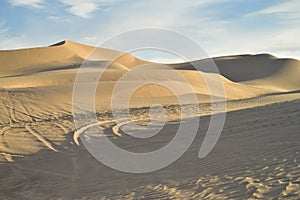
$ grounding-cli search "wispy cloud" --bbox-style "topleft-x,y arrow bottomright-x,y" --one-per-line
58,0 -> 99,18
0,21 -> 27,49
248,0 -> 300,20
81,0 -> 229,42
47,16 -> 60,21
9,0 -> 44,8
77,0 -> 233,59
2,0 -> 300,59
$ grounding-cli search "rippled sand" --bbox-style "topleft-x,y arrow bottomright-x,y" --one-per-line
0,41 -> 300,199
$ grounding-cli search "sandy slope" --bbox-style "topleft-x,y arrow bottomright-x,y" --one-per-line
0,40 -> 145,77
0,100 -> 299,199
0,40 -> 300,159
0,41 -> 300,199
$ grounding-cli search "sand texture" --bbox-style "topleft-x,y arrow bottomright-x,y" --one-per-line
0,41 -> 299,199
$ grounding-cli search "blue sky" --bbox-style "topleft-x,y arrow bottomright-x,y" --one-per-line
0,0 -> 299,62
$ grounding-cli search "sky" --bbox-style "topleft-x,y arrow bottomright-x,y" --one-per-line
0,0 -> 299,62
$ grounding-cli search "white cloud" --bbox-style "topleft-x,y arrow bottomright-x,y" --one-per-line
0,22 -> 28,49
47,16 -> 60,20
85,0 -> 229,41
238,0 -> 300,59
248,0 -> 300,19
77,0 -> 232,58
4,0 -> 300,60
82,36 -> 98,43
146,57 -> 185,64
9,0 -> 44,8
58,0 -> 99,18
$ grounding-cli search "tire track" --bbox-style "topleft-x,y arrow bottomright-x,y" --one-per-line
25,123 -> 58,152
5,91 -> 19,123
73,120 -> 114,146
0,126 -> 11,151
0,92 -> 12,124
54,122 -> 70,134
0,153 -> 13,162
17,98 -> 34,122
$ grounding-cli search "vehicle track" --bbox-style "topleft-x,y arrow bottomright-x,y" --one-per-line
25,123 -> 58,152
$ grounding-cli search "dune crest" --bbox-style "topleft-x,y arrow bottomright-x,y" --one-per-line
0,41 -> 299,107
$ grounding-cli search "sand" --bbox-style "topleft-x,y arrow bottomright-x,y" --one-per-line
1,100 -> 299,199
0,41 -> 299,199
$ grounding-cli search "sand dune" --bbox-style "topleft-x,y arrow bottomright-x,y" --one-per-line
0,41 -> 299,199
0,40 -> 144,77
244,59 -> 300,91
0,40 -> 300,147
1,41 -> 299,104
0,40 -> 300,157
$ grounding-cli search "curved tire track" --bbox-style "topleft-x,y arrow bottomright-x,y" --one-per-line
73,120 -> 115,146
